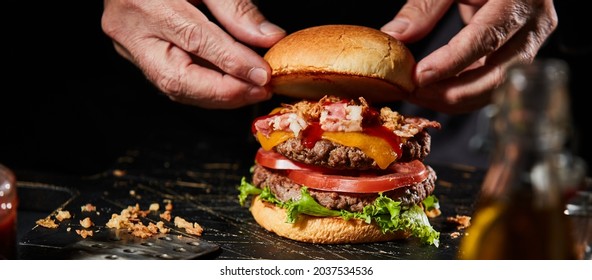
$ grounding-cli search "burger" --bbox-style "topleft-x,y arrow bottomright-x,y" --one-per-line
238,25 -> 441,246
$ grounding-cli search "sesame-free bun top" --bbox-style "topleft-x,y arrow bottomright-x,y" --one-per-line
264,24 -> 416,102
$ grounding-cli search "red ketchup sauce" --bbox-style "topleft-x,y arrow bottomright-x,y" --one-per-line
251,101 -> 403,157
299,122 -> 402,156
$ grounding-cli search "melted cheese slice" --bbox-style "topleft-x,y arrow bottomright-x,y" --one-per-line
322,132 -> 396,169
257,131 -> 293,151
256,131 -> 397,169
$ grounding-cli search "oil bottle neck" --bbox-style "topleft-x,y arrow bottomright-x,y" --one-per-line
481,59 -> 572,205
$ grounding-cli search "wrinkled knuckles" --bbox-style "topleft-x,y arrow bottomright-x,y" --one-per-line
234,0 -> 260,18
537,12 -> 558,38
478,24 -> 510,54
155,72 -> 185,97
214,43 -> 240,72
172,20 -> 211,55
519,43 -> 538,64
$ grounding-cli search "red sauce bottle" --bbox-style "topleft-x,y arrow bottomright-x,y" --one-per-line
0,164 -> 17,260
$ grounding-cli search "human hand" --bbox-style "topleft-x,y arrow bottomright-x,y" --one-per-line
101,0 -> 286,109
381,0 -> 558,114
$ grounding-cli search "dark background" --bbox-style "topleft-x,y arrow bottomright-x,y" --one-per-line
1,1 -> 590,177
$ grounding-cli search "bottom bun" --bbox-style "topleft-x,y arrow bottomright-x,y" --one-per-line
250,196 -> 410,244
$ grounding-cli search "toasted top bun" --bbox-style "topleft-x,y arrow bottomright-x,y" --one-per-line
250,196 -> 409,244
264,25 -> 416,103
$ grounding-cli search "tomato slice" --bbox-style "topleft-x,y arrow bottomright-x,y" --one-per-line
287,160 -> 428,193
255,148 -> 429,193
255,148 -> 347,173
255,148 -> 313,170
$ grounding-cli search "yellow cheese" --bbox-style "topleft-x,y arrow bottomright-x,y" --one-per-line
256,130 -> 397,169
256,131 -> 293,151
322,132 -> 396,169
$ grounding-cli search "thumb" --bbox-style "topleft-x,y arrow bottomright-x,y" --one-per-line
203,0 -> 286,48
381,0 -> 454,43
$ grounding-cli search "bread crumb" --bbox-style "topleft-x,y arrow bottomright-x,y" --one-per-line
67,227 -> 72,232
130,221 -> 155,238
174,216 -> 203,236
447,215 -> 472,230
450,232 -> 461,239
156,221 -> 170,234
80,217 -> 94,228
55,210 -> 72,222
159,210 -> 172,222
106,201 -> 204,239
76,229 -> 93,238
149,203 -> 159,211
81,203 -> 96,212
106,213 -> 132,229
425,208 -> 442,218
165,201 -> 173,211
106,203 -> 172,238
36,216 -> 58,228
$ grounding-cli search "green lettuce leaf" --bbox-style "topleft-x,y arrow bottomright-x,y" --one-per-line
237,177 -> 440,247
284,187 -> 341,222
238,177 -> 262,206
422,195 -> 440,212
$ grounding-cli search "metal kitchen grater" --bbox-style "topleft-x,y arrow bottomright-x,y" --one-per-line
63,229 -> 220,260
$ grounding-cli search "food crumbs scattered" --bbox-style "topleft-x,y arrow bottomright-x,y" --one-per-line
159,211 -> 172,222
149,203 -> 159,211
36,216 -> 58,229
81,203 -> 97,212
425,208 -> 442,218
174,216 -> 203,236
446,215 -> 472,230
165,201 -> 173,211
106,203 -> 169,238
76,229 -> 93,238
32,200 -> 202,241
80,217 -> 94,228
55,210 -> 72,222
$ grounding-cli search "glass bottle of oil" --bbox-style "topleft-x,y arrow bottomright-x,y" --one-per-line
458,59 -> 578,260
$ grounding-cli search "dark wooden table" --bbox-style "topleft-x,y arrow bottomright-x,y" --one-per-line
15,129 -> 484,260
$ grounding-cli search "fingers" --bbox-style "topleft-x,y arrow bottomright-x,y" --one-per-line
136,38 -> 272,109
457,3 -> 479,24
103,0 -> 277,108
484,2 -> 558,67
381,0 -> 454,43
172,62 -> 273,109
414,2 -> 521,86
168,70 -> 273,109
409,0 -> 557,113
407,63 -> 504,114
149,1 -> 272,86
415,1 -> 557,87
203,0 -> 285,48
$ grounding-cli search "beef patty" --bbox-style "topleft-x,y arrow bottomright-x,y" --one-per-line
273,131 -> 431,170
251,163 -> 436,212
